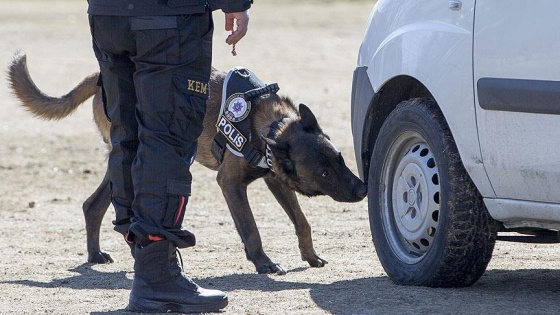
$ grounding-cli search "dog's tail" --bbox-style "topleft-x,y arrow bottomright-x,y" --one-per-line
7,52 -> 100,120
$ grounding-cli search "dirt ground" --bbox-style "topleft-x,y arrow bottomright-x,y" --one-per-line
1,1 -> 560,314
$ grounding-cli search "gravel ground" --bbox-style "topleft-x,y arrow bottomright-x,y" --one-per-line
1,1 -> 560,314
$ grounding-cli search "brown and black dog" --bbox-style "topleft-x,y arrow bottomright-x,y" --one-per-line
7,52 -> 367,275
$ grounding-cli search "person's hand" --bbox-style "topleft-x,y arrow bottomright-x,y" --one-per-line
225,10 -> 249,45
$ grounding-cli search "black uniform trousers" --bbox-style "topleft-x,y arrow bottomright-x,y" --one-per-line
89,12 -> 213,248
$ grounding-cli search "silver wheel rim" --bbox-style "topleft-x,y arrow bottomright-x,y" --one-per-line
381,131 -> 441,264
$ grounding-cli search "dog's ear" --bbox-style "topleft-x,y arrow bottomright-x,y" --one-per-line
262,136 -> 295,174
299,103 -> 321,133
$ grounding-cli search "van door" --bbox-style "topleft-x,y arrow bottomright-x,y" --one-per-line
473,1 -> 560,203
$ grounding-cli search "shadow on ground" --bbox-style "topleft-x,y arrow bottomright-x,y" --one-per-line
205,268 -> 560,314
2,263 -> 130,291
4,265 -> 560,314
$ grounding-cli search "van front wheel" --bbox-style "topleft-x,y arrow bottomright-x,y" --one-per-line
368,98 -> 497,287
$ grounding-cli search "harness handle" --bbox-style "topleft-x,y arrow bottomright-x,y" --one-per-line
244,83 -> 279,100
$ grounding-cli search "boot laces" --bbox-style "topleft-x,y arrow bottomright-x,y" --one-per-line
176,248 -> 185,271
173,248 -> 200,290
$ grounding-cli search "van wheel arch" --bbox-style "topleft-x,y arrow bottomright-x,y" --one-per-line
361,76 -> 433,180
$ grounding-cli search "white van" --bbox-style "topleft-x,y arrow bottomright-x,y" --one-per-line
351,0 -> 560,287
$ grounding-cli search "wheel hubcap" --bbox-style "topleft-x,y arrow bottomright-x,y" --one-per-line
382,134 -> 441,263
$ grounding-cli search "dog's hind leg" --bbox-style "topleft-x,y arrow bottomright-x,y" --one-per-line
82,168 -> 113,263
264,175 -> 328,268
216,167 -> 287,275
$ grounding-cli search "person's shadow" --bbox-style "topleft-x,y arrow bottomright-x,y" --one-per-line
3,263 -> 132,313
4,263 -> 130,291
5,264 -> 560,314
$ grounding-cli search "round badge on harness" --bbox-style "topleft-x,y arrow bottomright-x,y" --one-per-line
225,93 -> 251,122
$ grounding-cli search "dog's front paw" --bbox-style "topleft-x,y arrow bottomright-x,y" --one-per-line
257,262 -> 287,275
88,251 -> 114,264
306,255 -> 328,268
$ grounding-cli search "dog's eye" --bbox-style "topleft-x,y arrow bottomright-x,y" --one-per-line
322,170 -> 329,177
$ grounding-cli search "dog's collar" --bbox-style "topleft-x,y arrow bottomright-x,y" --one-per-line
262,117 -> 291,168
266,118 -> 289,138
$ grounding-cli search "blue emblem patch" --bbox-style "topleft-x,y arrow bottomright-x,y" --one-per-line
225,93 -> 251,122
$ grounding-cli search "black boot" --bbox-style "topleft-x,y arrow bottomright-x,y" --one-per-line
127,240 -> 228,313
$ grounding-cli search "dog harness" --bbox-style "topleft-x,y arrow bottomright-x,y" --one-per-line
211,67 -> 280,168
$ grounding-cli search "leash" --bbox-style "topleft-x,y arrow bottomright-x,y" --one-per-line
231,30 -> 237,56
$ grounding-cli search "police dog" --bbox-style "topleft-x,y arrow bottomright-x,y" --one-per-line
7,53 -> 367,275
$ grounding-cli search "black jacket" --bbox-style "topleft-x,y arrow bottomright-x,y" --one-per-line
87,0 -> 252,16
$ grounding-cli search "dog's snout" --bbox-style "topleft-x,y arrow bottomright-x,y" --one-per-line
349,179 -> 367,202
332,177 -> 367,203
356,182 -> 367,200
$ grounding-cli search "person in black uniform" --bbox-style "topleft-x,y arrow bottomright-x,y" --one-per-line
87,0 -> 252,312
